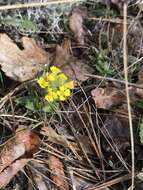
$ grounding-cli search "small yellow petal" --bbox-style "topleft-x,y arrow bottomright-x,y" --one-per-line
57,90 -> 61,96
37,77 -> 48,88
64,89 -> 71,97
59,95 -> 66,101
65,81 -> 74,89
45,95 -> 54,102
47,73 -> 56,81
50,66 -> 61,74
52,91 -> 58,99
59,85 -> 66,92
47,87 -> 53,92
59,73 -> 68,81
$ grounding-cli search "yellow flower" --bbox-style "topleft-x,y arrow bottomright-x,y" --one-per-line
38,66 -> 74,103
59,73 -> 68,81
57,90 -> 61,96
50,66 -> 61,74
47,73 -> 56,81
65,81 -> 74,89
45,94 -> 54,102
63,89 -> 71,97
37,77 -> 48,88
52,91 -> 58,99
59,95 -> 66,101
59,85 -> 66,92
47,87 -> 53,92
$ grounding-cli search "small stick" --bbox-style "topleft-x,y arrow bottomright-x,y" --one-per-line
86,74 -> 143,89
0,0 -> 83,11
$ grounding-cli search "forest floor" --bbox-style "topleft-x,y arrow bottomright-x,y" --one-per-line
0,0 -> 143,190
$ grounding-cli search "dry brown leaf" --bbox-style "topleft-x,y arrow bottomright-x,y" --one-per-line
91,87 -> 125,109
0,158 -> 31,189
53,39 -> 93,83
41,127 -> 94,156
69,7 -> 86,45
41,126 -> 72,147
41,127 -> 81,159
0,34 -> 48,82
0,129 -> 40,188
48,155 -> 69,190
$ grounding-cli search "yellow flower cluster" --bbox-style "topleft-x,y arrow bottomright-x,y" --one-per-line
37,66 -> 74,102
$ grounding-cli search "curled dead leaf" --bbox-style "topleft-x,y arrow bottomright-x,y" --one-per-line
0,158 -> 31,189
69,7 -> 86,45
0,34 -> 48,82
91,87 -> 125,109
0,129 -> 40,188
53,39 -> 93,84
48,155 -> 69,190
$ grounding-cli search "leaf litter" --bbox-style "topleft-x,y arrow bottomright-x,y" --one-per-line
1,1 -> 143,190
0,34 -> 48,82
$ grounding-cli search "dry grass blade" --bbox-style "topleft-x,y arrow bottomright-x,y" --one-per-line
0,0 -> 84,10
123,2 -> 134,189
84,173 -> 131,190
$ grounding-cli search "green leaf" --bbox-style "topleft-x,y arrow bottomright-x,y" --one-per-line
16,96 -> 40,111
17,19 -> 37,31
2,18 -> 37,31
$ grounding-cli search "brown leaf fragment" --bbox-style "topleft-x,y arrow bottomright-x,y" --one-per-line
91,87 -> 125,109
0,158 -> 30,189
0,129 -> 40,188
0,34 -> 48,82
69,7 -> 86,45
53,39 -> 93,83
49,155 -> 69,190
41,126 -> 94,156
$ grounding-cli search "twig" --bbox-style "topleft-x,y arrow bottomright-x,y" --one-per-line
123,3 -> 134,190
85,74 -> 143,89
0,0 -> 83,10
84,173 -> 131,190
87,17 -> 128,24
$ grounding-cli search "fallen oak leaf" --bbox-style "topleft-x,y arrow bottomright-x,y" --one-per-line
53,39 -> 93,84
91,87 -> 125,109
69,7 -> 86,45
0,34 -> 48,82
0,129 -> 40,188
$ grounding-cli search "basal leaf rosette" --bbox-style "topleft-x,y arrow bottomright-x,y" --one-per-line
37,66 -> 74,102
